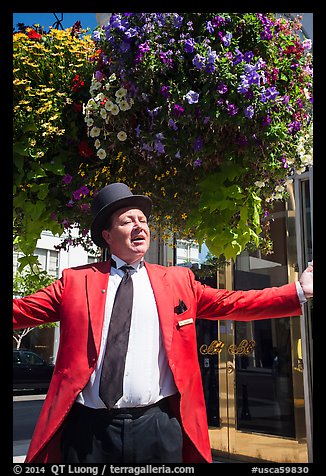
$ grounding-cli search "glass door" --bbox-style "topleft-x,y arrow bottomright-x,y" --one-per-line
197,189 -> 311,462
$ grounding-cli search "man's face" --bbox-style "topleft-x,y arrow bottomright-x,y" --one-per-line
102,207 -> 150,264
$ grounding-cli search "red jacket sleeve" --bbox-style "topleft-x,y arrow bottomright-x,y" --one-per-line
13,276 -> 64,329
190,271 -> 302,321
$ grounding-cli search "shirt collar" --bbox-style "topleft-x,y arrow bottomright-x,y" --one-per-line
111,254 -> 144,272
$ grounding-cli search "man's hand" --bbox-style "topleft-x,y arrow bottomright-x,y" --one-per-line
299,261 -> 313,299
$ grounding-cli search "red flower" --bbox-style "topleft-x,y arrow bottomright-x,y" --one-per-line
72,74 -> 85,92
78,140 -> 94,158
27,29 -> 42,40
73,103 -> 82,113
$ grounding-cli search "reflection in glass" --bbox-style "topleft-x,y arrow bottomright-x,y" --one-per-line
197,320 -> 220,427
234,225 -> 297,438
196,274 -> 220,427
235,319 -> 295,437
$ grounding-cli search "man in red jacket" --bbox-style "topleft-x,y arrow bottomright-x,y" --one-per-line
13,182 -> 313,464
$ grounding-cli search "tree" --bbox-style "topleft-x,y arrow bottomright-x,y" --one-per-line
13,266 -> 57,349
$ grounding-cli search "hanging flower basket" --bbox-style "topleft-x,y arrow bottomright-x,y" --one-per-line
84,13 -> 313,258
13,14 -> 313,266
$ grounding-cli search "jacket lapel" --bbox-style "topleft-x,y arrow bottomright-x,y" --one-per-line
145,262 -> 175,356
85,261 -> 111,359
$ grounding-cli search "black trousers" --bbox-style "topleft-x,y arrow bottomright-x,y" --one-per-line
61,399 -> 183,463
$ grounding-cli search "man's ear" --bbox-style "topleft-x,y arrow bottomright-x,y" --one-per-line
102,229 -> 111,245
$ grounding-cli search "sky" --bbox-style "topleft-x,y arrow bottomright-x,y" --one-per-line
12,12 -> 99,33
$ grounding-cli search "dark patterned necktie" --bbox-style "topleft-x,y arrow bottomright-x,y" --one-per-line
99,265 -> 134,409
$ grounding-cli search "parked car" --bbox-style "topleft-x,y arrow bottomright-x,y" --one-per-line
13,348 -> 54,393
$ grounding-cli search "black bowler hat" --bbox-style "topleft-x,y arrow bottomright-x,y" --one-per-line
90,183 -> 152,248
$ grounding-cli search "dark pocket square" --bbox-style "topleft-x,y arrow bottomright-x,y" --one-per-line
175,299 -> 188,315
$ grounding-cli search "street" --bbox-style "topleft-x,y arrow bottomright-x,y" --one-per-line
13,394 -> 46,461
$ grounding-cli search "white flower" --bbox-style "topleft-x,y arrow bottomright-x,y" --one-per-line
95,92 -> 105,102
115,88 -> 127,100
295,166 -> 306,174
90,85 -> 100,95
85,99 -> 99,112
100,108 -> 107,119
254,181 -> 265,188
105,100 -> 114,111
91,80 -> 102,90
85,117 -> 94,127
94,139 -> 101,149
111,104 -> 120,115
301,154 -> 312,165
117,131 -> 127,141
119,99 -> 131,111
97,148 -> 107,160
90,126 -> 101,138
275,185 -> 285,193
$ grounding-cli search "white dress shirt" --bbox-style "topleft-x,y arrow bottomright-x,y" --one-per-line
76,254 -> 177,409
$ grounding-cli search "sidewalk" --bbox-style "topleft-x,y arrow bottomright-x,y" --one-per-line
13,393 -> 46,463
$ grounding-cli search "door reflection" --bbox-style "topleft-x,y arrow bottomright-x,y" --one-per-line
234,246 -> 297,439
235,319 -> 295,437
197,320 -> 220,427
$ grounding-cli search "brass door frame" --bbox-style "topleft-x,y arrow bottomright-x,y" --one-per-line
209,182 -> 310,463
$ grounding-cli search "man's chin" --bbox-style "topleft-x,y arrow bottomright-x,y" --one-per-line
130,244 -> 148,258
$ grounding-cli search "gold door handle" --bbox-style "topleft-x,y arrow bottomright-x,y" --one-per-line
227,361 -> 235,374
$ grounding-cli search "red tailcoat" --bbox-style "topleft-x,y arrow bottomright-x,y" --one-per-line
13,261 -> 302,463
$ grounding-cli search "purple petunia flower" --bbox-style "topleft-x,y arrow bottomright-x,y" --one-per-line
244,105 -> 255,119
226,103 -> 238,116
62,174 -> 73,185
260,27 -> 273,41
184,38 -> 196,53
280,157 -> 288,168
93,30 -> 101,41
155,140 -> 165,154
168,118 -> 178,130
94,70 -> 105,81
73,186 -> 89,201
185,90 -> 199,104
161,85 -> 171,98
221,32 -> 232,47
206,21 -> 214,34
139,41 -> 150,54
262,115 -> 271,127
194,137 -> 203,151
173,104 -> 185,117
287,120 -> 301,135
192,54 -> 205,70
216,82 -> 228,94
173,14 -> 183,28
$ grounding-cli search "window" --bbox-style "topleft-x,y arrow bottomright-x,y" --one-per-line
23,351 -> 44,366
34,248 -> 59,277
88,254 -> 101,264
